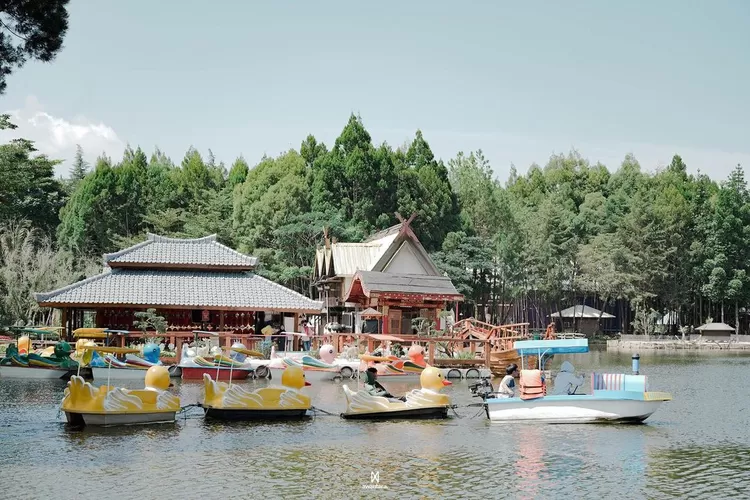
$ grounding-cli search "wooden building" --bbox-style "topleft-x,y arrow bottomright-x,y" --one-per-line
550,305 -> 616,336
694,322 -> 735,340
35,234 -> 322,348
312,214 -> 463,335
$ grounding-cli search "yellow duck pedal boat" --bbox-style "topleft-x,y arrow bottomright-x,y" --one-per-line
61,365 -> 180,427
341,366 -> 452,420
201,365 -> 312,420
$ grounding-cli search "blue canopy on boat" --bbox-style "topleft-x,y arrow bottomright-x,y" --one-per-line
514,339 -> 589,356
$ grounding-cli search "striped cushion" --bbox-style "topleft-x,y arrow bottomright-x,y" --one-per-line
592,373 -> 624,391
592,373 -> 647,392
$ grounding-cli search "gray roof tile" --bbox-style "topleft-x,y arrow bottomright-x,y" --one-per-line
550,305 -> 615,319
104,234 -> 257,269
35,269 -> 322,313
355,271 -> 462,297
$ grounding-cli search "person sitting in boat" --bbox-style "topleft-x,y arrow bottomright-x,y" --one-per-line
364,367 -> 405,401
497,364 -> 519,398
551,361 -> 585,395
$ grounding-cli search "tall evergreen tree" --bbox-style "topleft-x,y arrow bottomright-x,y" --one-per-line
69,144 -> 89,186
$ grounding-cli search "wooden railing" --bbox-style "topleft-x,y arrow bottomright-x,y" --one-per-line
451,318 -> 530,352
322,318 -> 532,369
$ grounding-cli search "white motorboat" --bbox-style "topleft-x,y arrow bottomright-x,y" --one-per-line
472,339 -> 672,424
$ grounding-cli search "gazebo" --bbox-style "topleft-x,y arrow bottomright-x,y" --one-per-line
550,305 -> 615,336
35,234 -> 322,355
695,322 -> 735,340
359,307 -> 382,334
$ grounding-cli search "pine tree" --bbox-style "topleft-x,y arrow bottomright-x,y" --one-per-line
69,144 -> 89,186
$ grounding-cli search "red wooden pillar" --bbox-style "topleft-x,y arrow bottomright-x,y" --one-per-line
176,337 -> 183,363
382,306 -> 389,335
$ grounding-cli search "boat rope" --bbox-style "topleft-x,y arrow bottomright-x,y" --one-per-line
174,403 -> 205,421
470,406 -> 486,419
177,403 -> 204,419
179,403 -> 202,412
310,406 -> 339,417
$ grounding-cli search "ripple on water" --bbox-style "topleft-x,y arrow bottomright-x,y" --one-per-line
2,351 -> 750,498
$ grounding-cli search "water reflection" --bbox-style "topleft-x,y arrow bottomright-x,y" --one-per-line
514,425 -> 546,499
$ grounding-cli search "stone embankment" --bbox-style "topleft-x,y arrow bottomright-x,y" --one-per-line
608,335 -> 750,351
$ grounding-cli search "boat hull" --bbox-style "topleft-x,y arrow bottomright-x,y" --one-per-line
369,372 -> 421,379
181,366 -> 251,380
65,411 -> 176,427
269,366 -> 340,382
202,406 -> 309,421
92,367 -> 149,380
341,406 -> 450,420
0,365 -> 70,379
485,395 -> 666,423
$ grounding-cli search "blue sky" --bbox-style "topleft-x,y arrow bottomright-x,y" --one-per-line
1,1 -> 748,181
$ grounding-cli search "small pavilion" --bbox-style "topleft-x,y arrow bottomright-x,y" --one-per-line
344,271 -> 463,335
35,234 -> 322,354
694,322 -> 735,340
550,305 -> 615,336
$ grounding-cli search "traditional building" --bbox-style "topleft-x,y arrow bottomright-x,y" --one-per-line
35,234 -> 322,347
550,305 -> 616,336
312,214 -> 463,335
694,322 -> 735,340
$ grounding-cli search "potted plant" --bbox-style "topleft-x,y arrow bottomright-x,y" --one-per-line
133,308 -> 167,359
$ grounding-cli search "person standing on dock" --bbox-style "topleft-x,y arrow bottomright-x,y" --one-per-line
497,364 -> 519,398
300,320 -> 311,352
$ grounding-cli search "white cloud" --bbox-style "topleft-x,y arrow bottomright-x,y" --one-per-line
0,95 -> 124,177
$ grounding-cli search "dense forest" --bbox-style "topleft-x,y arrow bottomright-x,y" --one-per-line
1,112 -> 748,334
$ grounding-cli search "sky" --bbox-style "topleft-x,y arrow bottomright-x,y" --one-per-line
1,1 -> 748,182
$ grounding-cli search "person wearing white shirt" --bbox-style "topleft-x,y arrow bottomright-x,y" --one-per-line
300,320 -> 311,351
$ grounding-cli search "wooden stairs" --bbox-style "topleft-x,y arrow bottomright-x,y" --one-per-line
452,318 -> 533,376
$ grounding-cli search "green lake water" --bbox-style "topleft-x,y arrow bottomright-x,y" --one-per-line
1,349 -> 749,499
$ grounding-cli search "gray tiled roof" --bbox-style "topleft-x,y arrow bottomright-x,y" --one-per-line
355,271 -> 462,298
104,234 -> 257,269
550,305 -> 615,319
35,269 -> 322,313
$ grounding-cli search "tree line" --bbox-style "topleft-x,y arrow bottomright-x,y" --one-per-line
1,113 -> 748,334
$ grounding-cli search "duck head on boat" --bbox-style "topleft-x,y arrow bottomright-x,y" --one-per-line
61,364 -> 180,427
358,343 -> 427,378
341,365 -> 452,420
200,365 -> 312,420
473,339 -> 672,424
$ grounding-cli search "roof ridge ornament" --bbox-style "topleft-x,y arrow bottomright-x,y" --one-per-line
148,233 -> 217,243
394,212 -> 417,238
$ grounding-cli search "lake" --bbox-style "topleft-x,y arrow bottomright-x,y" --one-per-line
1,349 -> 749,499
